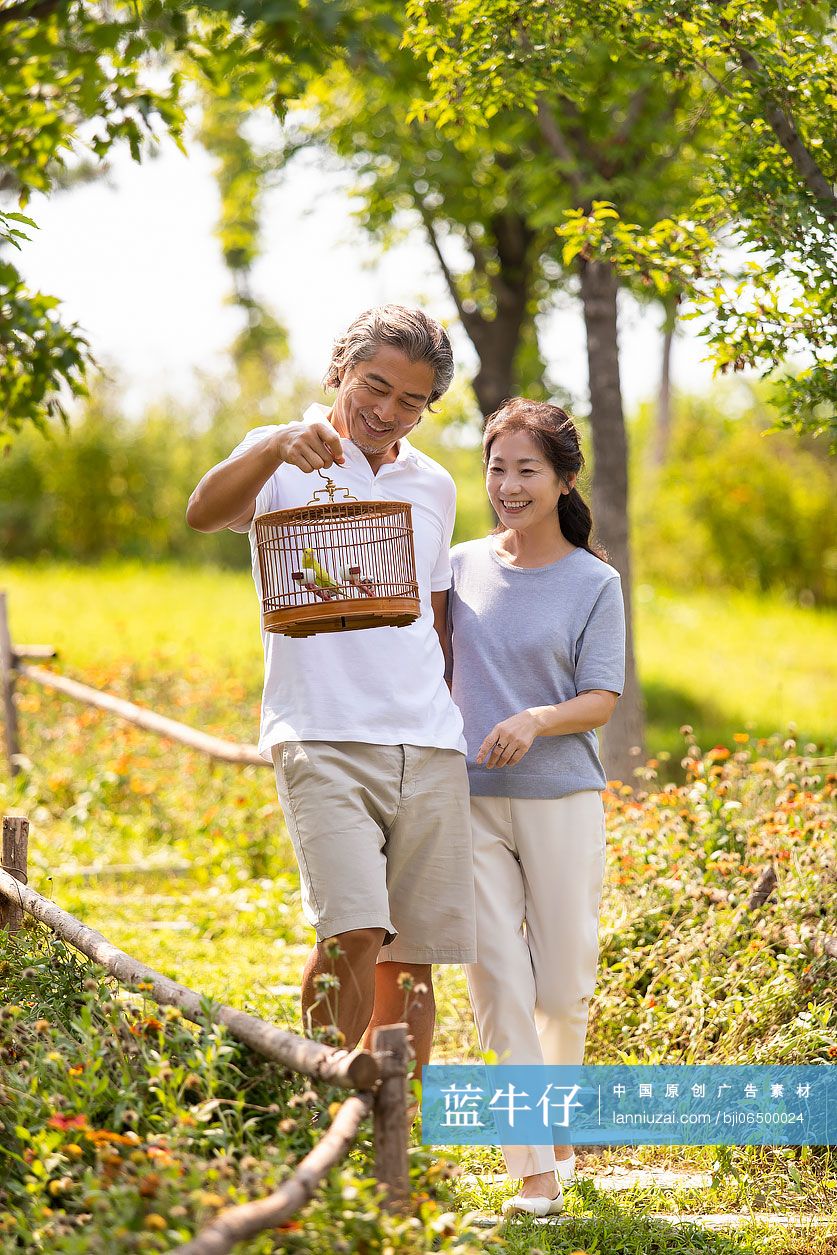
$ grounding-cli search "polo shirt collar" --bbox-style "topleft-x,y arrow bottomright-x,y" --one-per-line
302,402 -> 418,470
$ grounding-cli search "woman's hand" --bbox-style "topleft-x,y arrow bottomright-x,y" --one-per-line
476,710 -> 540,769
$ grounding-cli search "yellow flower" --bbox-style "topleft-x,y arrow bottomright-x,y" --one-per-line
143,1214 -> 168,1231
198,1192 -> 226,1209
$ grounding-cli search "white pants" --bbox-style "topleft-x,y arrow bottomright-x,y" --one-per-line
465,791 -> 606,1179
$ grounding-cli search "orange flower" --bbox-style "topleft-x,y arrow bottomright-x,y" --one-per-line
139,1174 -> 162,1198
88,1130 -> 135,1147
48,1114 -> 88,1131
130,1017 -> 164,1036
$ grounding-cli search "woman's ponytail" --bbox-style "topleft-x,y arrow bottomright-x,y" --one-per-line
557,486 -> 594,553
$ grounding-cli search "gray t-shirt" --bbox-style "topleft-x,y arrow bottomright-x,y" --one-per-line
448,537 -> 625,798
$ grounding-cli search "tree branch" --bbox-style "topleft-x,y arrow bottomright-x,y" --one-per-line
0,0 -> 64,29
610,83 -> 692,179
534,98 -> 584,196
489,210 -> 534,306
465,224 -> 490,278
612,83 -> 654,149
736,43 -> 836,218
417,202 -> 472,325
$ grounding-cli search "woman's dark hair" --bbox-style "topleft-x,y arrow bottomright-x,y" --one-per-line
483,398 -> 606,560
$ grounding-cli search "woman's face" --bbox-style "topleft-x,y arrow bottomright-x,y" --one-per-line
485,428 -> 572,531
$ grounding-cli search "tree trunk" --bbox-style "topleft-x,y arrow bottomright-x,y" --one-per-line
460,213 -> 535,418
579,259 -> 645,780
466,313 -> 525,418
652,292 -> 679,467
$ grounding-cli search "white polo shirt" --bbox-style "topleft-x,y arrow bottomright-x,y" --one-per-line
227,404 -> 466,758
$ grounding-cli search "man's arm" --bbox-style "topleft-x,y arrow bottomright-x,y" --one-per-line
432,589 -> 449,666
186,421 -> 346,534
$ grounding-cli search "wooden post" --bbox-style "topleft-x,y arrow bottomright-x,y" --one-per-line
371,1023 -> 411,1212
0,592 -> 21,777
0,816 -> 29,933
748,863 -> 778,910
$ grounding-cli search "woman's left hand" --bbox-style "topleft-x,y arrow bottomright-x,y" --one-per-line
476,710 -> 540,769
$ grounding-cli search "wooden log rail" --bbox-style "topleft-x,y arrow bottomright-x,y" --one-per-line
0,858 -> 376,1088
17,664 -> 267,768
0,816 -> 412,1251
0,589 -> 268,771
173,1092 -> 375,1255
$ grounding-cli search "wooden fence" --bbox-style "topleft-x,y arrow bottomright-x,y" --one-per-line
0,591 -> 268,774
0,592 -> 415,1251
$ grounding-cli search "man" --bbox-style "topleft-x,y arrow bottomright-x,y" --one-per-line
186,304 -> 475,1073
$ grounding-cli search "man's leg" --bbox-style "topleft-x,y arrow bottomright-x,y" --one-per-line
363,960 -> 435,1072
301,926 -> 387,1048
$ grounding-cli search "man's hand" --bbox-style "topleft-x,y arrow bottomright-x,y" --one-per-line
187,418 -> 347,534
476,710 -> 540,769
277,420 -> 345,473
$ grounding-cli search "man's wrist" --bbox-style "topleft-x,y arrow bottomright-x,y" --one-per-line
526,707 -> 548,736
270,428 -> 288,466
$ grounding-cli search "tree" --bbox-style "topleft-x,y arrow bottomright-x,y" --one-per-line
405,0 -> 837,440
0,0 -> 194,436
197,88 -> 290,404
0,0 -> 386,438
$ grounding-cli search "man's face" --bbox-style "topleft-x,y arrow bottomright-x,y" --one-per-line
331,345 -> 435,462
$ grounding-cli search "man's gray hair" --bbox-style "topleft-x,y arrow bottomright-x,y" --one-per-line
324,304 -> 454,405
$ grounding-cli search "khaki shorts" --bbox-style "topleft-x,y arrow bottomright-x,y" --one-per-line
271,741 -> 476,964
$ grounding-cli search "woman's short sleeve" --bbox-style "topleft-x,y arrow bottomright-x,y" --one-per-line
574,574 -> 626,695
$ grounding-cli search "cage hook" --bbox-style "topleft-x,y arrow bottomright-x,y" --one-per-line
316,467 -> 338,502
307,467 -> 357,504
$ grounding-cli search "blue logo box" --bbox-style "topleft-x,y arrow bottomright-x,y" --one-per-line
421,1065 -> 836,1146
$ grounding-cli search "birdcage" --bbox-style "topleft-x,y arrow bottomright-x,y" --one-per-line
254,472 -> 421,637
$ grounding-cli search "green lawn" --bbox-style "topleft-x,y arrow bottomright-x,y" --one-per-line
1,561 -> 835,1252
2,561 -> 834,760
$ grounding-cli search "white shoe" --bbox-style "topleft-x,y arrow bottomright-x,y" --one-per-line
554,1152 -> 576,1182
501,1179 -> 564,1218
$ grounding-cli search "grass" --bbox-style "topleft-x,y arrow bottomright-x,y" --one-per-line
2,560 -> 835,764
0,561 -> 836,1252
635,584 -> 836,759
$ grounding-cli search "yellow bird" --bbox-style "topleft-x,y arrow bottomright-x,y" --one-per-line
302,548 -> 339,589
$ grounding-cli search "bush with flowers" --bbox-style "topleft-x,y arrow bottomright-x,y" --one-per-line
0,595 -> 835,1254
2,735 -> 835,1252
0,925 -> 495,1252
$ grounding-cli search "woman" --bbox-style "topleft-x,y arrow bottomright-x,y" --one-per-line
447,398 -> 625,1216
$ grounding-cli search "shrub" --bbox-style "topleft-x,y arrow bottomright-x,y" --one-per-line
632,390 -> 836,604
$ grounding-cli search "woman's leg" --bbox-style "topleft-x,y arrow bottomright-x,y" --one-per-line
512,791 -> 607,1161
465,795 -> 557,1181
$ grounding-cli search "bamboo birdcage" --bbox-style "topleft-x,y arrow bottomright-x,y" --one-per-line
254,471 -> 421,637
